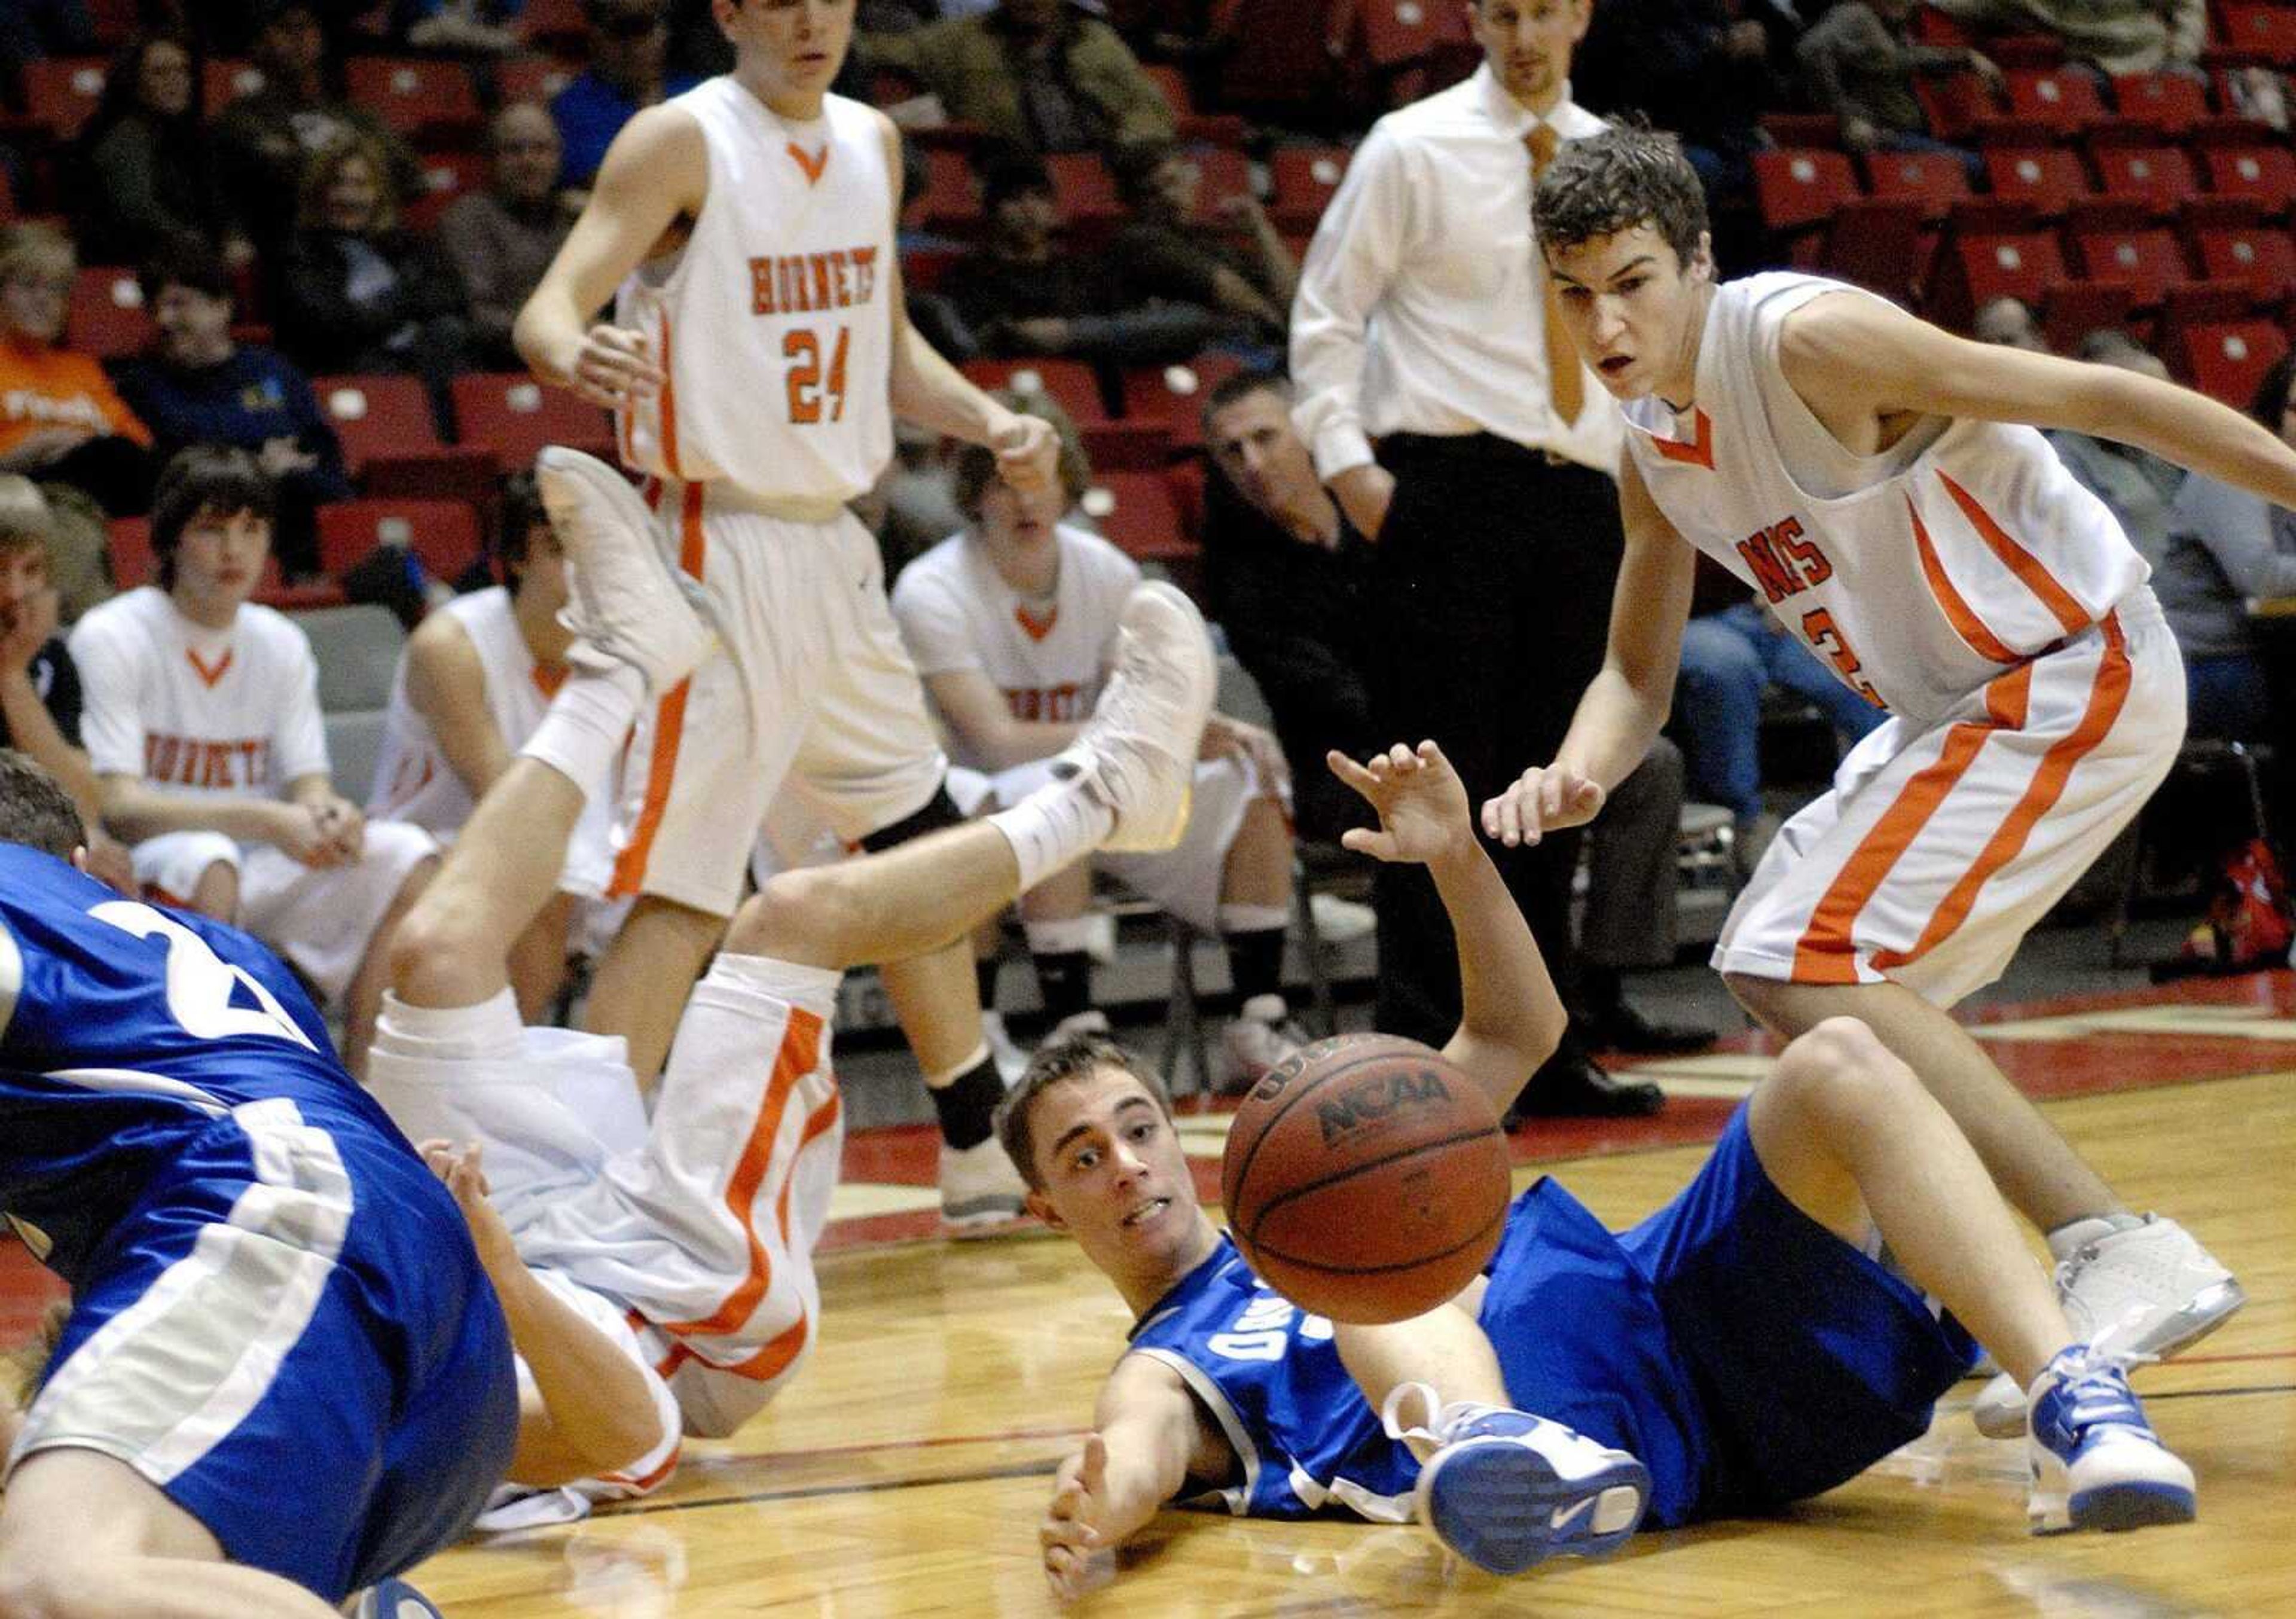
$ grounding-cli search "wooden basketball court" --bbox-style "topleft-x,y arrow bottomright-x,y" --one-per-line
399,977 -> 2295,1617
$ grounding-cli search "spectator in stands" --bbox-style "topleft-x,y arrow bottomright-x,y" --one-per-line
1973,294 -> 2047,350
1107,138 -> 1295,349
368,470 -> 599,1020
215,1 -> 425,264
274,130 -> 475,394
1573,0 -> 1779,217
2154,352 -> 2296,742
0,0 -> 91,74
114,239 -> 352,582
438,103 -> 580,370
552,0 -> 703,188
0,222 -> 157,518
1797,0 -> 1999,182
939,147 -> 1224,365
2048,329 -> 2184,589
858,0 -> 1175,154
891,393 -> 1310,1090
1198,371 -> 1376,843
68,447 -> 439,1076
69,32 -> 252,272
1933,0 -> 2205,77
0,475 -> 133,892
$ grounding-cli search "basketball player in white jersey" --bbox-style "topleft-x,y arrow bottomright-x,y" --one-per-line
66,447 -> 438,1078
1486,124 -> 2296,1434
367,472 -> 612,1021
390,0 -> 1068,1218
891,396 -> 1308,1089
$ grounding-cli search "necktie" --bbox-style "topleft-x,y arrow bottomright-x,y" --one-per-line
1526,123 -> 1584,429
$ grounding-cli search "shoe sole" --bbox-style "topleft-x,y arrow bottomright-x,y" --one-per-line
1977,1277 -> 2249,1439
2069,1478 -> 2197,1532
1418,1436 -> 1649,1575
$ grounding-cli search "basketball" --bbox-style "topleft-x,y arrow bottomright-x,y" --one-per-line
1220,1033 -> 1513,1325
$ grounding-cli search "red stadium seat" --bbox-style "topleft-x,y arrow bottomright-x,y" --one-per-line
1079,421 -> 1176,471
1082,472 -> 1193,568
1819,198 -> 1933,306
402,151 -> 487,233
204,58 -> 266,112
448,373 -> 616,468
317,499 -> 484,583
915,148 -> 982,234
1189,144 -> 1253,221
1860,149 -> 1971,222
518,0 -> 589,48
2202,145 -> 2296,214
2006,68 -> 2107,133
1360,0 -> 1445,66
958,359 -> 1108,425
2178,319 -> 2291,406
1046,153 -> 1122,224
1914,72 -> 2004,142
1760,112 -> 1842,149
0,167 -> 15,223
2193,224 -> 2296,301
2089,143 -> 2201,214
2218,3 -> 2296,63
344,57 -> 482,141
1913,7 -> 1975,46
2111,71 -> 2212,133
315,373 -> 498,496
1270,145 -> 1352,231
1983,147 -> 2096,217
20,58 -> 108,142
108,517 -> 154,588
1144,63 -> 1196,118
66,267 -> 149,359
2071,226 -> 2198,304
1929,230 -> 2072,328
496,54 -> 579,108
1752,149 -> 1861,236
1120,353 -> 1248,452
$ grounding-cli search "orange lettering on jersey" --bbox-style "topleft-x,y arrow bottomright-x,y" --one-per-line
787,142 -> 829,186
1773,516 -> 1834,588
810,254 -> 834,312
1004,684 -> 1084,722
828,251 -> 854,309
1736,529 -> 1799,605
186,647 -> 233,688
1015,605 -> 1058,642
781,258 -> 809,315
851,245 -> 878,304
750,257 -> 778,316
145,735 -> 177,781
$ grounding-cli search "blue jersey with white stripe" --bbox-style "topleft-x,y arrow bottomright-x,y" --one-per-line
0,843 -> 407,1282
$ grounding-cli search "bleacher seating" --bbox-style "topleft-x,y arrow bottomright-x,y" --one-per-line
314,374 -> 496,498
343,57 -> 482,142
2178,319 -> 2291,406
66,267 -> 148,359
448,373 -> 616,468
1983,148 -> 2095,219
958,358 -> 1108,426
317,499 -> 484,585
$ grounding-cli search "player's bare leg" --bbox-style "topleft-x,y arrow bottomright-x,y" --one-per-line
504,890 -> 577,1023
0,1450 -> 344,1618
581,894 -> 728,1088
732,822 -> 1032,969
878,938 -> 990,1077
340,853 -> 435,1081
187,858 -> 238,922
1219,797 -> 1293,913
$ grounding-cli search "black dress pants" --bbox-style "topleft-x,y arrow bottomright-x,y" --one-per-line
1367,434 -> 1625,1047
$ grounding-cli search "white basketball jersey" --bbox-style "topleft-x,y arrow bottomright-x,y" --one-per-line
371,588 -> 555,830
890,526 -> 1141,774
68,587 -> 328,797
614,81 -> 894,503
1623,273 -> 2148,725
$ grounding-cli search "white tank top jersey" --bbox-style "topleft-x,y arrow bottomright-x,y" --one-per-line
1622,273 -> 2150,726
613,80 -> 896,504
370,587 -> 558,831
67,587 -> 329,798
890,525 -> 1141,774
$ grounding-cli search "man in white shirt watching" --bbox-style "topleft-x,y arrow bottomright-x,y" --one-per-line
1290,0 -> 1660,1118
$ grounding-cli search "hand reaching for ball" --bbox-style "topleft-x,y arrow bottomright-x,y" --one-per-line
1327,741 -> 1474,869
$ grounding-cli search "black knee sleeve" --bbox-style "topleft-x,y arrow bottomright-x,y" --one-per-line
859,783 -> 969,854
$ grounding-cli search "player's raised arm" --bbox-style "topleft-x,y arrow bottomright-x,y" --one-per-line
1482,457 -> 1697,848
513,104 -> 702,408
1778,291 -> 2296,512
1042,1353 -> 1213,1602
1329,742 -> 1567,1112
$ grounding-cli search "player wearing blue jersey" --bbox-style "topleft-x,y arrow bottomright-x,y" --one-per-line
0,746 -> 549,1616
1002,740 -> 2197,1601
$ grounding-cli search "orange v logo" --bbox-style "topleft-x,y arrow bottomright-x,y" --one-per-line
186,648 -> 233,688
787,142 -> 829,185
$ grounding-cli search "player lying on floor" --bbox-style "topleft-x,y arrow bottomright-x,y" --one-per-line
1007,741 -> 2196,1600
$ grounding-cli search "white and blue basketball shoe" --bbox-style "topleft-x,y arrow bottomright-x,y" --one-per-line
347,1579 -> 447,1618
2026,1344 -> 2196,1535
1384,1383 -> 1650,1575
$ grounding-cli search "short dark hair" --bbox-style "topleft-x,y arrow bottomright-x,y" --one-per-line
138,234 -> 232,309
1533,121 -> 1709,270
994,1030 -> 1174,1192
151,446 -> 275,590
1199,367 -> 1291,440
0,749 -> 88,860
951,388 -> 1094,517
497,468 -> 548,587
2249,350 -> 2296,432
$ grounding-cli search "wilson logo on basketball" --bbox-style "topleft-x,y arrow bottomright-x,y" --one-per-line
1315,1068 -> 1451,1145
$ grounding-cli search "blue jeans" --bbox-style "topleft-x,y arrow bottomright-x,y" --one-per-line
1675,604 -> 1889,819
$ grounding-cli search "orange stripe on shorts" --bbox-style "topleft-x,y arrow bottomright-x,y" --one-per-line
606,481 -> 705,897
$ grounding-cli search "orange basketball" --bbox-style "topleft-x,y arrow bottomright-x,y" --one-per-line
1220,1033 -> 1513,1324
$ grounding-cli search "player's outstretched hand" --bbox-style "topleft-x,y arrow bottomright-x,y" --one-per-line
1041,1432 -> 1118,1602
1328,741 -> 1472,867
992,412 -> 1062,495
1480,762 -> 1605,847
420,1138 -> 520,1278
564,322 -> 665,410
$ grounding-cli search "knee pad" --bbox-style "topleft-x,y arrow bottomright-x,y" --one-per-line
858,783 -> 968,853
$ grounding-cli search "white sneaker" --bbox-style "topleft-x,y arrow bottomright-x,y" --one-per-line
2026,1345 -> 2196,1534
938,1135 -> 1032,1235
346,1580 -> 448,1618
1309,891 -> 1377,944
1972,1214 -> 2245,1438
1046,1008 -> 1112,1042
534,446 -> 712,694
1216,993 -> 1309,1094
1055,582 -> 1214,853
982,1010 -> 1028,1084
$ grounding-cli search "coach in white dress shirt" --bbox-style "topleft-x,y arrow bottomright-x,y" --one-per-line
1290,0 -> 1660,1118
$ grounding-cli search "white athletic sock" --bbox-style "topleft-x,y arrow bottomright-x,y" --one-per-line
2045,1212 -> 2147,1261
1216,903 -> 1292,935
1022,915 -> 1099,956
520,664 -> 643,803
373,987 -> 522,1060
923,1041 -> 993,1090
989,776 -> 1115,892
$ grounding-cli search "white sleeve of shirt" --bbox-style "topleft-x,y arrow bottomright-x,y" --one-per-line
273,625 -> 332,786
65,605 -> 148,779
1289,121 -> 1416,483
889,563 -> 985,677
